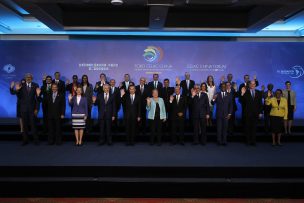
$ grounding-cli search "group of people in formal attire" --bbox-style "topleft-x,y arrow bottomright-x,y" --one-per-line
10,71 -> 296,147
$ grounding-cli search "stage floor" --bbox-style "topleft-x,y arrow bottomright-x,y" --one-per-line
0,141 -> 303,167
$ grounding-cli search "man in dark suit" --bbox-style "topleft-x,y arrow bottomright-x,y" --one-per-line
109,79 -> 121,135
136,77 -> 149,135
161,78 -> 174,135
239,80 -> 263,146
176,72 -> 195,128
15,73 -> 40,145
169,86 -> 186,145
93,84 -> 116,145
120,73 -> 132,92
46,83 -> 65,145
121,85 -> 141,145
238,74 -> 259,136
177,72 -> 195,98
211,83 -> 233,146
53,72 -> 66,96
148,73 -> 163,96
40,75 -> 53,135
94,73 -> 108,95
226,81 -> 238,136
190,84 -> 210,145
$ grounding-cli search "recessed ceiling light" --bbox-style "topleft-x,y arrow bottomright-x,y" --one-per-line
111,0 -> 123,5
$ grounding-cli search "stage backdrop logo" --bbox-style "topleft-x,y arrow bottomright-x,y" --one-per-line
3,64 -> 15,74
143,46 -> 164,63
2,64 -> 16,80
277,65 -> 304,79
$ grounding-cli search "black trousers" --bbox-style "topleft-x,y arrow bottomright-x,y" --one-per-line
171,117 -> 185,143
217,117 -> 228,144
86,107 -> 92,133
149,118 -> 163,144
139,109 -> 147,135
42,103 -> 48,134
99,119 -> 112,144
228,112 -> 235,135
21,111 -> 38,143
48,118 -> 62,144
193,118 -> 206,144
245,116 -> 258,145
125,117 -> 137,144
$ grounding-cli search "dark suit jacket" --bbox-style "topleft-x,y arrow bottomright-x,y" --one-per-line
136,85 -> 149,115
17,82 -> 39,113
110,86 -> 121,114
148,81 -> 163,96
239,89 -> 263,118
82,84 -> 93,108
238,80 -> 259,92
227,89 -> 238,112
121,94 -> 141,119
52,79 -> 66,96
179,80 -> 195,97
94,81 -> 109,95
161,87 -> 174,112
46,92 -> 66,119
190,92 -> 210,119
169,95 -> 186,120
94,93 -> 116,120
70,96 -> 88,116
120,81 -> 133,92
41,83 -> 52,105
211,92 -> 233,118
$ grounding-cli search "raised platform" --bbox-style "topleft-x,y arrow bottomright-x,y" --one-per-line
1,120 -> 304,198
0,140 -> 304,197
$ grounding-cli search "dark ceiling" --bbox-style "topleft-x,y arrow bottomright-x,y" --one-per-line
8,0 -> 304,33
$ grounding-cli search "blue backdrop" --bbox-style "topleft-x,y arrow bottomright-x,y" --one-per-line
0,40 -> 303,120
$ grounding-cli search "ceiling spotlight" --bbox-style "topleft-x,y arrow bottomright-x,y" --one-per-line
111,0 -> 123,5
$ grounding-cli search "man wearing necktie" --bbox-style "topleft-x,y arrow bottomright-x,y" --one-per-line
93,84 -> 116,145
109,79 -> 121,136
16,73 -> 40,145
161,79 -> 174,136
94,73 -> 108,95
211,83 -> 233,146
121,85 -> 141,145
51,72 -> 66,96
176,72 -> 195,129
41,75 -> 53,135
239,80 -> 263,146
46,83 -> 65,145
136,77 -> 149,135
190,84 -> 210,145
148,73 -> 163,97
169,86 -> 186,145
120,74 -> 132,93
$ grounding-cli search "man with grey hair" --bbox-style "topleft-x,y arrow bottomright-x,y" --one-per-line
239,80 -> 263,146
93,83 -> 116,145
15,73 -> 40,145
136,77 -> 149,135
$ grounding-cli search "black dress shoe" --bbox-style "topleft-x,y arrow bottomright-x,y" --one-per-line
48,142 -> 54,145
107,142 -> 113,146
98,142 -> 105,146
